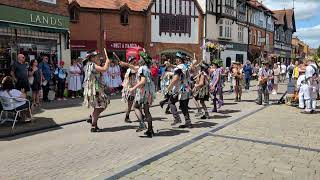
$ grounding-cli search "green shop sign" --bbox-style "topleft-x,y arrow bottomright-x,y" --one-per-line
0,5 -> 69,30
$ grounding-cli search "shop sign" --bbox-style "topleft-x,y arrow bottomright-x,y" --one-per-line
218,41 -> 247,52
106,41 -> 144,50
0,5 -> 69,29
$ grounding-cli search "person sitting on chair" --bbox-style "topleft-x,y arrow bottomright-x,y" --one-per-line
0,76 -> 32,120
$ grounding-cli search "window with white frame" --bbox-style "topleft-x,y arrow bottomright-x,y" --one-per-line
249,30 -> 252,44
225,0 -> 234,7
219,19 -> 232,39
257,30 -> 262,46
266,33 -> 270,49
253,30 -> 257,45
238,26 -> 244,43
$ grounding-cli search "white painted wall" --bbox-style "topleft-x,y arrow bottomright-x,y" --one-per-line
60,33 -> 71,67
221,50 -> 247,66
150,0 -> 200,44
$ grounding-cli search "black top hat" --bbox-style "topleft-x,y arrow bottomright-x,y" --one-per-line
128,56 -> 136,63
86,50 -> 100,60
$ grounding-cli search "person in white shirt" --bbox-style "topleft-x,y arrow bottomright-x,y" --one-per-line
303,58 -> 319,113
280,63 -> 287,82
0,76 -> 32,119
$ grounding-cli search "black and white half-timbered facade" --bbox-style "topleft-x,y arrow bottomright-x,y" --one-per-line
146,0 -> 203,60
273,9 -> 296,64
200,0 -> 249,67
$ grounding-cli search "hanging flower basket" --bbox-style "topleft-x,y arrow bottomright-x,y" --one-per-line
201,42 -> 225,53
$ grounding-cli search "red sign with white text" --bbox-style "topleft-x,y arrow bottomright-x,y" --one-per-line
106,41 -> 144,50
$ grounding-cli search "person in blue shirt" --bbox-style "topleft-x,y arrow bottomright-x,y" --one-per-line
243,61 -> 253,90
39,56 -> 52,102
54,60 -> 68,101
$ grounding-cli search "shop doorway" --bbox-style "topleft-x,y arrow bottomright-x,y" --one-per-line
236,54 -> 244,64
226,57 -> 231,67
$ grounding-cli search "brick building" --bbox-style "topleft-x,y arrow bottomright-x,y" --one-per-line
68,0 -> 149,61
247,0 -> 276,64
0,0 -> 70,72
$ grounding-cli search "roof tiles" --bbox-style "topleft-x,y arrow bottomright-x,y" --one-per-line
69,0 -> 151,11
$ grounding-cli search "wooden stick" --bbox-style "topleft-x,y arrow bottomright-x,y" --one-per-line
104,48 -> 108,60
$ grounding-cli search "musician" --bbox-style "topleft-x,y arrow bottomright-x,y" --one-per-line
256,61 -> 273,105
232,62 -> 243,102
83,50 -> 111,132
303,58 -> 319,113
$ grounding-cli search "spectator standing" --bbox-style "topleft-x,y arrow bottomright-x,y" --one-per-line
28,59 -> 41,106
39,56 -> 52,102
11,54 -> 30,92
151,62 -> 159,91
104,61 -> 122,94
252,63 -> 260,80
243,61 -> 253,90
280,62 -> 287,82
272,63 -> 280,95
293,61 -> 300,80
287,62 -> 294,81
54,61 -> 68,101
68,59 -> 82,98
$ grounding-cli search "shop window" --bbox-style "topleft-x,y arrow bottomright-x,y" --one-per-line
120,10 -> 129,25
70,7 -> 79,22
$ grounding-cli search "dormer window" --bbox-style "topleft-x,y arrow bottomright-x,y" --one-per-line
70,6 -> 79,22
120,10 -> 129,25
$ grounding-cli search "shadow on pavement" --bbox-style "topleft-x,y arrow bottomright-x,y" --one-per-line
218,109 -> 241,114
211,114 -> 232,119
191,121 -> 218,128
222,102 -> 238,105
153,129 -> 190,137
100,125 -> 138,132
0,117 -> 62,140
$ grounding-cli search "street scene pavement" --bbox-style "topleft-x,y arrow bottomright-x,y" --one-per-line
0,84 -> 297,180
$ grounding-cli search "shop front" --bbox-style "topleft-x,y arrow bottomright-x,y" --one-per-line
219,41 -> 248,67
0,4 -> 70,75
273,49 -> 292,64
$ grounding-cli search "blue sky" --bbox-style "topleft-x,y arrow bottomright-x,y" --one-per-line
263,0 -> 320,48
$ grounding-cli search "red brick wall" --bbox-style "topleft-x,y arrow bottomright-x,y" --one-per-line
70,9 -> 146,51
0,0 -> 69,16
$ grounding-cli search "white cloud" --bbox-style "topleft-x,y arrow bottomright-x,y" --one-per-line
263,0 -> 320,20
296,25 -> 320,48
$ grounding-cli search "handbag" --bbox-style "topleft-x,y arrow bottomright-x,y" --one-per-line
28,76 -> 34,85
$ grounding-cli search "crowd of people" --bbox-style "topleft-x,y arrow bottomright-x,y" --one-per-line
0,49 -> 319,134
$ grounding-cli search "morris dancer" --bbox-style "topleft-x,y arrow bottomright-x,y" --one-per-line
159,61 -> 174,114
209,61 -> 223,112
120,51 -> 156,137
232,62 -> 243,102
122,56 -> 139,123
193,63 -> 210,119
84,49 -> 111,132
167,52 -> 200,128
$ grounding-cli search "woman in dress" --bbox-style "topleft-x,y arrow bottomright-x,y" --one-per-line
28,59 -> 41,106
122,56 -> 139,123
272,63 -> 280,95
105,61 -> 122,94
68,59 -> 82,98
83,50 -> 111,132
193,63 -> 210,119
209,62 -> 223,112
120,52 -> 156,137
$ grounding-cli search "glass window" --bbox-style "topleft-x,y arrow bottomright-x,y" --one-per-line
159,15 -> 191,34
120,11 -> 129,25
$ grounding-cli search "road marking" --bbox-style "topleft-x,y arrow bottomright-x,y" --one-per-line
209,134 -> 320,153
103,105 -> 270,180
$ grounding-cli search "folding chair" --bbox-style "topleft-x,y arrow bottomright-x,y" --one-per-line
0,96 -> 32,130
